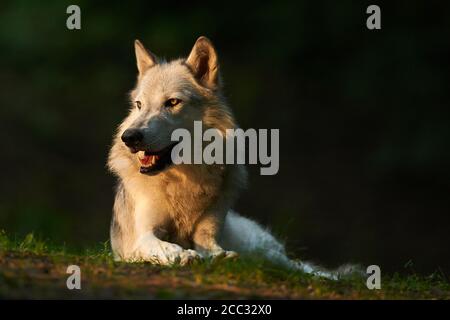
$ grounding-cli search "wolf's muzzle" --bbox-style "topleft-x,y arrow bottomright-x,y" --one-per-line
121,128 -> 143,148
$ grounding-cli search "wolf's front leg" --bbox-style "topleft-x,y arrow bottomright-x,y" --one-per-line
133,232 -> 200,265
131,199 -> 201,265
193,214 -> 238,260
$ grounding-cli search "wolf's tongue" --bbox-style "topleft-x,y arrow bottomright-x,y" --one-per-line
139,155 -> 153,166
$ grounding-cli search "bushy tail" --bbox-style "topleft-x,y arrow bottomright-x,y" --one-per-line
220,211 -> 362,280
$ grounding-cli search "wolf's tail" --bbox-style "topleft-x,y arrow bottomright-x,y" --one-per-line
220,211 -> 362,280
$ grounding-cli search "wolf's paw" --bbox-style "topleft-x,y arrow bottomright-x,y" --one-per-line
209,250 -> 239,261
135,235 -> 201,266
178,249 -> 202,266
141,246 -> 201,266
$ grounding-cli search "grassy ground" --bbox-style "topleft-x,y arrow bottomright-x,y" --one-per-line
0,231 -> 448,299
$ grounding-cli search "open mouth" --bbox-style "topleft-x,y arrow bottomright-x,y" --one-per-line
135,143 -> 178,175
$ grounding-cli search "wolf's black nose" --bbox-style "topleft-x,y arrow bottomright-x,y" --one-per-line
121,128 -> 143,146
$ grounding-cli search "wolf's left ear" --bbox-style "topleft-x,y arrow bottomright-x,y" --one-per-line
186,36 -> 220,90
134,39 -> 157,74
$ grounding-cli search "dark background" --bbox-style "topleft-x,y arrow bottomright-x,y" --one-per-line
0,1 -> 449,274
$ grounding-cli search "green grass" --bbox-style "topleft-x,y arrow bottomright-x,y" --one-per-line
0,231 -> 449,299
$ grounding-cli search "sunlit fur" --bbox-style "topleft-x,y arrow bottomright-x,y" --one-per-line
107,37 -> 351,279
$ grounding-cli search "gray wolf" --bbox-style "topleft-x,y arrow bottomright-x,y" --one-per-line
107,36 -> 349,278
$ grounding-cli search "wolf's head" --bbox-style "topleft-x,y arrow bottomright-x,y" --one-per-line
110,37 -> 236,176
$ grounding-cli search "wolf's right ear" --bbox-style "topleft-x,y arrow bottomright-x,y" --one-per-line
134,39 -> 157,74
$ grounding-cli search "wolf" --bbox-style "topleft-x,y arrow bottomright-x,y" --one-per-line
107,36 -> 351,278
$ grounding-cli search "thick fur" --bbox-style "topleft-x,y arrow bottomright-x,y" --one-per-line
108,37 -> 351,279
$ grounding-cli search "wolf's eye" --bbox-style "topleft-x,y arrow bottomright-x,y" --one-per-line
164,98 -> 182,108
135,101 -> 142,110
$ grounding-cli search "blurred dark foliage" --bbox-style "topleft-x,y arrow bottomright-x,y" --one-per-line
0,0 -> 449,274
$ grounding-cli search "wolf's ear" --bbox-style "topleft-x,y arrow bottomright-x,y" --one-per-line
134,39 -> 157,74
186,36 -> 219,90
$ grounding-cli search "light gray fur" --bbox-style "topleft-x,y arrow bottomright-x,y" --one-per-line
108,36 -> 357,279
